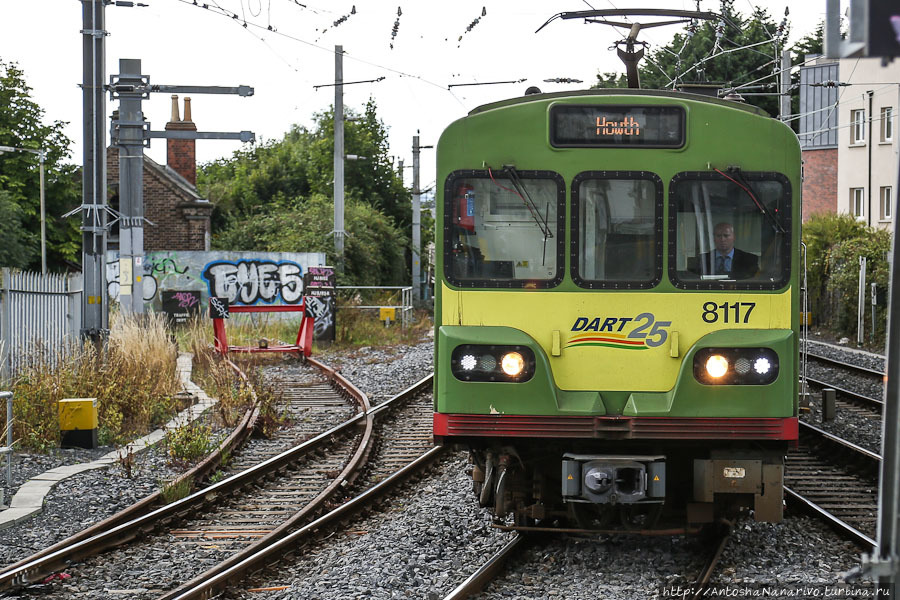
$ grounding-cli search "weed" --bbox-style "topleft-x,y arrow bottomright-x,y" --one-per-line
117,446 -> 136,479
160,478 -> 192,504
164,421 -> 214,464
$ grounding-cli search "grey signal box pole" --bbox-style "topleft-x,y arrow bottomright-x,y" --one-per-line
109,59 -> 254,315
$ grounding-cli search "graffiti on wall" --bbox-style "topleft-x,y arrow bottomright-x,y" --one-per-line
107,251 -> 193,303
202,260 -> 305,305
305,295 -> 335,338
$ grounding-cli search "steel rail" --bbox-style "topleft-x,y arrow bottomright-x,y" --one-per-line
805,375 -> 884,411
0,355 -> 261,579
688,523 -> 732,600
783,486 -> 876,550
158,373 -> 434,600
166,443 -> 446,600
799,420 -> 882,463
783,421 -> 880,550
803,349 -> 885,379
0,355 -> 371,591
442,534 -> 527,600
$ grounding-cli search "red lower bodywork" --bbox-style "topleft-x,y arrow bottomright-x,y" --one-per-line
433,413 -> 798,441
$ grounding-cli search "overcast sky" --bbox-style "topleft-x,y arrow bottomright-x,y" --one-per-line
2,0 -> 826,193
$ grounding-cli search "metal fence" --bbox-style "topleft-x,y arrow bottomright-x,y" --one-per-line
336,286 -> 413,328
0,269 -> 83,381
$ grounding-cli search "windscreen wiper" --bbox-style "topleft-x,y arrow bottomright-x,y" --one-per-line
502,166 -> 554,239
715,168 -> 787,234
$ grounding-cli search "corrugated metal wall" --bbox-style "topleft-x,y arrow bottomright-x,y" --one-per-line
0,269 -> 82,381
799,59 -> 839,149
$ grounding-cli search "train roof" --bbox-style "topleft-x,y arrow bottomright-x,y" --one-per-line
467,88 -> 770,118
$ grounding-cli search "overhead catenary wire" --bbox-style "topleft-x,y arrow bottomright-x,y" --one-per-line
173,0 -> 457,98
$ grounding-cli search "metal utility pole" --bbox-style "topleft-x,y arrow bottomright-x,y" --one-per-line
874,153 -> 900,599
412,135 -> 421,302
333,45 -> 345,263
779,49 -> 791,121
80,0 -> 108,340
108,62 -> 254,316
113,58 -> 146,315
411,136 -> 433,303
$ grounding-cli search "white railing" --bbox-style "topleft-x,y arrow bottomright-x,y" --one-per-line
0,269 -> 82,381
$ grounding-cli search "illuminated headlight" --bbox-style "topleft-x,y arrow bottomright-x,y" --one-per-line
693,348 -> 779,385
451,345 -> 535,383
705,355 -> 729,378
460,354 -> 477,371
501,352 -> 525,376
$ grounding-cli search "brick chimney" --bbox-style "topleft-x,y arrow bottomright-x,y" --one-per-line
165,95 -> 197,185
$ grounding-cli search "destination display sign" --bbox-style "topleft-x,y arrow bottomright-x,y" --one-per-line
550,105 -> 685,148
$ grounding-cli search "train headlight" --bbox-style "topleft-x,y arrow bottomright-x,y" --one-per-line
705,355 -> 729,379
501,352 -> 525,376
693,348 -> 779,385
451,345 -> 535,383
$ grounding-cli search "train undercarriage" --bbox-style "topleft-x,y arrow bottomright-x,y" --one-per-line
464,440 -> 787,532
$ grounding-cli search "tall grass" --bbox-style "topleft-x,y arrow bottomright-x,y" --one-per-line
7,300 -> 431,454
11,311 -> 181,451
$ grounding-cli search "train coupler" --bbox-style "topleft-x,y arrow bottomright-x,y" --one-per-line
561,454 -> 666,504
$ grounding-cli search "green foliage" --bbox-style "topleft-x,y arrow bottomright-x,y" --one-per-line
198,98 -> 416,286
164,421 -> 214,463
214,193 -> 408,285
0,190 -> 36,268
0,60 -> 82,270
802,213 -> 891,339
593,1 -> 785,116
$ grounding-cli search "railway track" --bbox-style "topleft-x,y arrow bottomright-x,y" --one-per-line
169,378 -> 439,600
784,421 -> 879,550
0,355 -> 428,598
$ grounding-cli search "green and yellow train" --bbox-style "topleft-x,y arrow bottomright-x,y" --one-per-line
433,88 -> 800,530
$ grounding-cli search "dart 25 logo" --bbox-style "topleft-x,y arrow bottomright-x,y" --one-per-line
567,313 -> 672,350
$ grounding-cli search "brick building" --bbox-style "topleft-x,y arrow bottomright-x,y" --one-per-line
107,96 -> 212,251
798,55 -> 839,222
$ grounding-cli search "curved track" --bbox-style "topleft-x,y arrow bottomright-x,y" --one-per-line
0,355 -> 372,594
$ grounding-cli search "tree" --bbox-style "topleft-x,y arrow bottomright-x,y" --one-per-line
0,60 -> 81,271
213,194 -> 407,286
198,98 -> 415,286
593,1 -> 786,116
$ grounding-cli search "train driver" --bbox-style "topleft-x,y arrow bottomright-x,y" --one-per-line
691,222 -> 759,279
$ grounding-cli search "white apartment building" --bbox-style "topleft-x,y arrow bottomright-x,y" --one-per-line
837,57 -> 900,229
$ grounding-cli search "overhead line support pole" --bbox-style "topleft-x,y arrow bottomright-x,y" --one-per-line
80,0 -> 108,342
333,45 -> 345,266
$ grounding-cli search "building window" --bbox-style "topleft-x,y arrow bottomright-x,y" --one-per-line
882,107 -> 894,142
851,109 -> 866,144
852,187 -> 865,219
881,186 -> 893,220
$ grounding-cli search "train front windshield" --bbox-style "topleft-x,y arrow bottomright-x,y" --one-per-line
446,171 -> 563,288
669,172 -> 792,290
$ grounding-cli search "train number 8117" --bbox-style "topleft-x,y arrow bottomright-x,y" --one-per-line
701,301 -> 756,324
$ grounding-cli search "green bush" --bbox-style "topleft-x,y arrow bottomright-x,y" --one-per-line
802,213 -> 891,342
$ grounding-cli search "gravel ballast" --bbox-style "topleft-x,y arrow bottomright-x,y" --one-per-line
0,335 -> 885,598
